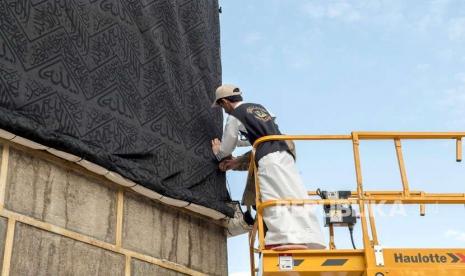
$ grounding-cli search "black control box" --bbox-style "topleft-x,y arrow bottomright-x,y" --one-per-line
319,191 -> 357,227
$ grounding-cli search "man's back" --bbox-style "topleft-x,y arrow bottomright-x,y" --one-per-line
230,103 -> 289,162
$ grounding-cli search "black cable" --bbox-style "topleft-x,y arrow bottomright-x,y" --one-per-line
243,209 -> 255,226
349,224 -> 357,249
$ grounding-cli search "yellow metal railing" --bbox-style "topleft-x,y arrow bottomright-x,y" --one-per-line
248,132 -> 465,275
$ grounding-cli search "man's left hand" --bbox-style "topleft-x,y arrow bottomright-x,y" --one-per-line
211,138 -> 221,155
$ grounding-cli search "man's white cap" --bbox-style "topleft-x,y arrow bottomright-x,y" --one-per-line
211,84 -> 242,107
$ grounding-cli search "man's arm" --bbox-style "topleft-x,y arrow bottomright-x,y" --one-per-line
232,151 -> 251,171
213,115 -> 241,160
218,150 -> 252,172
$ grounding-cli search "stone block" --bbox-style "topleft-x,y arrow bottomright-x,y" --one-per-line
0,217 -> 8,272
123,192 -> 227,276
5,148 -> 117,243
10,222 -> 125,276
131,258 -> 184,276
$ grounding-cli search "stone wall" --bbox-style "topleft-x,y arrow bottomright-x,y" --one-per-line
0,140 -> 228,276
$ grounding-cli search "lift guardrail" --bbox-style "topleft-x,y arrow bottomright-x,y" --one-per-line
248,132 -> 465,276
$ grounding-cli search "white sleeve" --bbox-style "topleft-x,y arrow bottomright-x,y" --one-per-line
237,138 -> 251,147
236,120 -> 251,147
216,115 -> 241,160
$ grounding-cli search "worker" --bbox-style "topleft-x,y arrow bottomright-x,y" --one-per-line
211,84 -> 325,250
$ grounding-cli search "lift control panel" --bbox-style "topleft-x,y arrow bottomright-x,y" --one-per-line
319,190 -> 357,227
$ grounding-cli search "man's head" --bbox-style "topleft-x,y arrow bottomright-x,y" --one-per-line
212,84 -> 243,114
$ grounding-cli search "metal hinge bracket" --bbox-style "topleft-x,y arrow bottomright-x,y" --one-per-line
374,245 -> 384,266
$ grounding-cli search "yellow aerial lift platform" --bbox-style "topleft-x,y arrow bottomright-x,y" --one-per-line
248,132 -> 465,276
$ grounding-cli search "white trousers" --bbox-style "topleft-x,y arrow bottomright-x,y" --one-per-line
258,151 -> 325,247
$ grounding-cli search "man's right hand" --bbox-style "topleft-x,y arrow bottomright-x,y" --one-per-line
219,158 -> 240,172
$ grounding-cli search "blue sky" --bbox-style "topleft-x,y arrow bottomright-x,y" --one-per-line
218,1 -> 465,275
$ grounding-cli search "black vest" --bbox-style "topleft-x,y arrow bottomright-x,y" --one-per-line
230,103 -> 289,163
